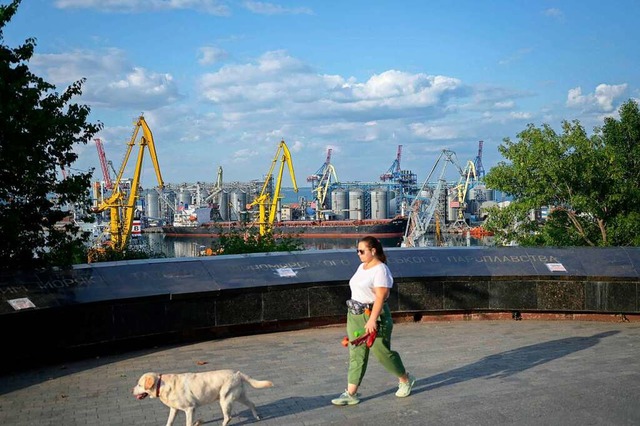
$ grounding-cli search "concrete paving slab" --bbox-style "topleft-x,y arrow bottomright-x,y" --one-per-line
1,320 -> 639,426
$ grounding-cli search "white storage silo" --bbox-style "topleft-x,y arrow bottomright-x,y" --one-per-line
331,189 -> 349,220
145,191 -> 160,220
178,189 -> 191,209
348,189 -> 365,220
370,188 -> 389,219
230,190 -> 247,221
218,191 -> 230,221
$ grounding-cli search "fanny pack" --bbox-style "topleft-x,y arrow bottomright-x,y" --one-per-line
346,299 -> 373,315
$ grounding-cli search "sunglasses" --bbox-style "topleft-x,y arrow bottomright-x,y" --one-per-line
356,249 -> 367,254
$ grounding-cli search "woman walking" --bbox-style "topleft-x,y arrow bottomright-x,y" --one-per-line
331,236 -> 415,406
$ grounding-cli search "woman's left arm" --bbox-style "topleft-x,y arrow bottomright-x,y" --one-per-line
365,286 -> 389,334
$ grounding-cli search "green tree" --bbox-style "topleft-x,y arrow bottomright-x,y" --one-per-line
484,99 -> 640,247
208,225 -> 304,255
0,0 -> 102,270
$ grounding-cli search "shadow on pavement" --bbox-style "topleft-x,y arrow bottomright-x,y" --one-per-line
411,330 -> 620,395
358,330 -> 619,403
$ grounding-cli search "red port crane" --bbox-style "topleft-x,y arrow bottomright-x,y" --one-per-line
95,138 -> 113,190
473,140 -> 485,179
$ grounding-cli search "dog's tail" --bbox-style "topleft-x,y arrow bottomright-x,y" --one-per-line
237,372 -> 274,389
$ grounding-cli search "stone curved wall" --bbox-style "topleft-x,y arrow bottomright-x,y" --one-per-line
1,247 -> 638,368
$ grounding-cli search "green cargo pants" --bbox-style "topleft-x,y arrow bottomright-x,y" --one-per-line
346,303 -> 406,386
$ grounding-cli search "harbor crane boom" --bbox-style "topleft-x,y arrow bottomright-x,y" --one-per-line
313,163 -> 339,219
473,140 -> 485,179
380,145 -> 402,181
403,149 -> 459,247
249,140 -> 298,235
92,116 -> 164,253
204,166 -> 224,203
449,160 -> 477,231
95,138 -> 113,190
307,148 -> 332,189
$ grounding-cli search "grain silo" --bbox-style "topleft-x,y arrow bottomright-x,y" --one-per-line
331,188 -> 349,220
145,190 -> 160,221
348,189 -> 365,220
370,188 -> 389,219
230,190 -> 247,221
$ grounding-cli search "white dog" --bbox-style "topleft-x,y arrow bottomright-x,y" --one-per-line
132,370 -> 273,426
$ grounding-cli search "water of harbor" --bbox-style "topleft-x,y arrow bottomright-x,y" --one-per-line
140,233 -> 492,259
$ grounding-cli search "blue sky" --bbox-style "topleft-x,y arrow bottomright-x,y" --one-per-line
3,0 -> 639,186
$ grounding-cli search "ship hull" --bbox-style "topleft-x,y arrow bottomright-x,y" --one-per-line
144,217 -> 408,239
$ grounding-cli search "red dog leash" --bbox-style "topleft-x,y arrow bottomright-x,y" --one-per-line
350,329 -> 377,347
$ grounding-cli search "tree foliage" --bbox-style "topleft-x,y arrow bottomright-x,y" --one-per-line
0,0 -> 102,270
207,225 -> 304,255
484,99 -> 640,247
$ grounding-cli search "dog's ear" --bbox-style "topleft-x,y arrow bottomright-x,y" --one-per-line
144,375 -> 156,391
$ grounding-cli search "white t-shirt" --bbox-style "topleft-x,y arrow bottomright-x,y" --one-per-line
349,263 -> 393,304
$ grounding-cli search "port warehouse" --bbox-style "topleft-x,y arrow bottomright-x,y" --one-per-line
91,179 -> 500,228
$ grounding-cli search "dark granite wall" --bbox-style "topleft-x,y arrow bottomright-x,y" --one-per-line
1,247 -> 638,366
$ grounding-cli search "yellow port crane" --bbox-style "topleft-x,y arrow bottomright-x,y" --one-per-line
449,160 -> 477,232
248,140 -> 298,235
91,116 -> 164,257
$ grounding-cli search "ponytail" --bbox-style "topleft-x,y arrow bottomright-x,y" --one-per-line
360,235 -> 387,264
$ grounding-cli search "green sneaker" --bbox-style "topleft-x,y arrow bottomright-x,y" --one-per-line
395,373 -> 416,397
331,390 -> 360,406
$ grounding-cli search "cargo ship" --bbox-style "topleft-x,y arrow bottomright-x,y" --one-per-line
144,216 -> 408,239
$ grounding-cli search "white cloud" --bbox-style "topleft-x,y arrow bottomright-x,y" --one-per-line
566,83 -> 628,112
494,100 -> 515,109
31,49 -> 181,109
198,47 -> 229,66
509,111 -> 532,120
409,123 -> 459,140
54,0 -> 230,15
242,1 -> 312,15
498,47 -> 534,66
289,140 -> 304,153
543,8 -> 564,20
197,51 -> 465,122
232,148 -> 260,161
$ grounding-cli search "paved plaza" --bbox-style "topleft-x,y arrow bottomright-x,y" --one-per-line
1,319 -> 639,425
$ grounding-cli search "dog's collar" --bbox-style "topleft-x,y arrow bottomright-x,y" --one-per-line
156,374 -> 162,398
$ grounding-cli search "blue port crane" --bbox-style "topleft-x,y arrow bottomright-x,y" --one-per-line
380,145 -> 402,181
307,148 -> 332,190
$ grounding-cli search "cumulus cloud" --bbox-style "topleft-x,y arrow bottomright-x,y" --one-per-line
31,49 -> 180,109
54,0 -> 230,15
242,1 -> 312,15
566,83 -> 628,112
198,47 -> 229,66
197,50 -> 465,123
